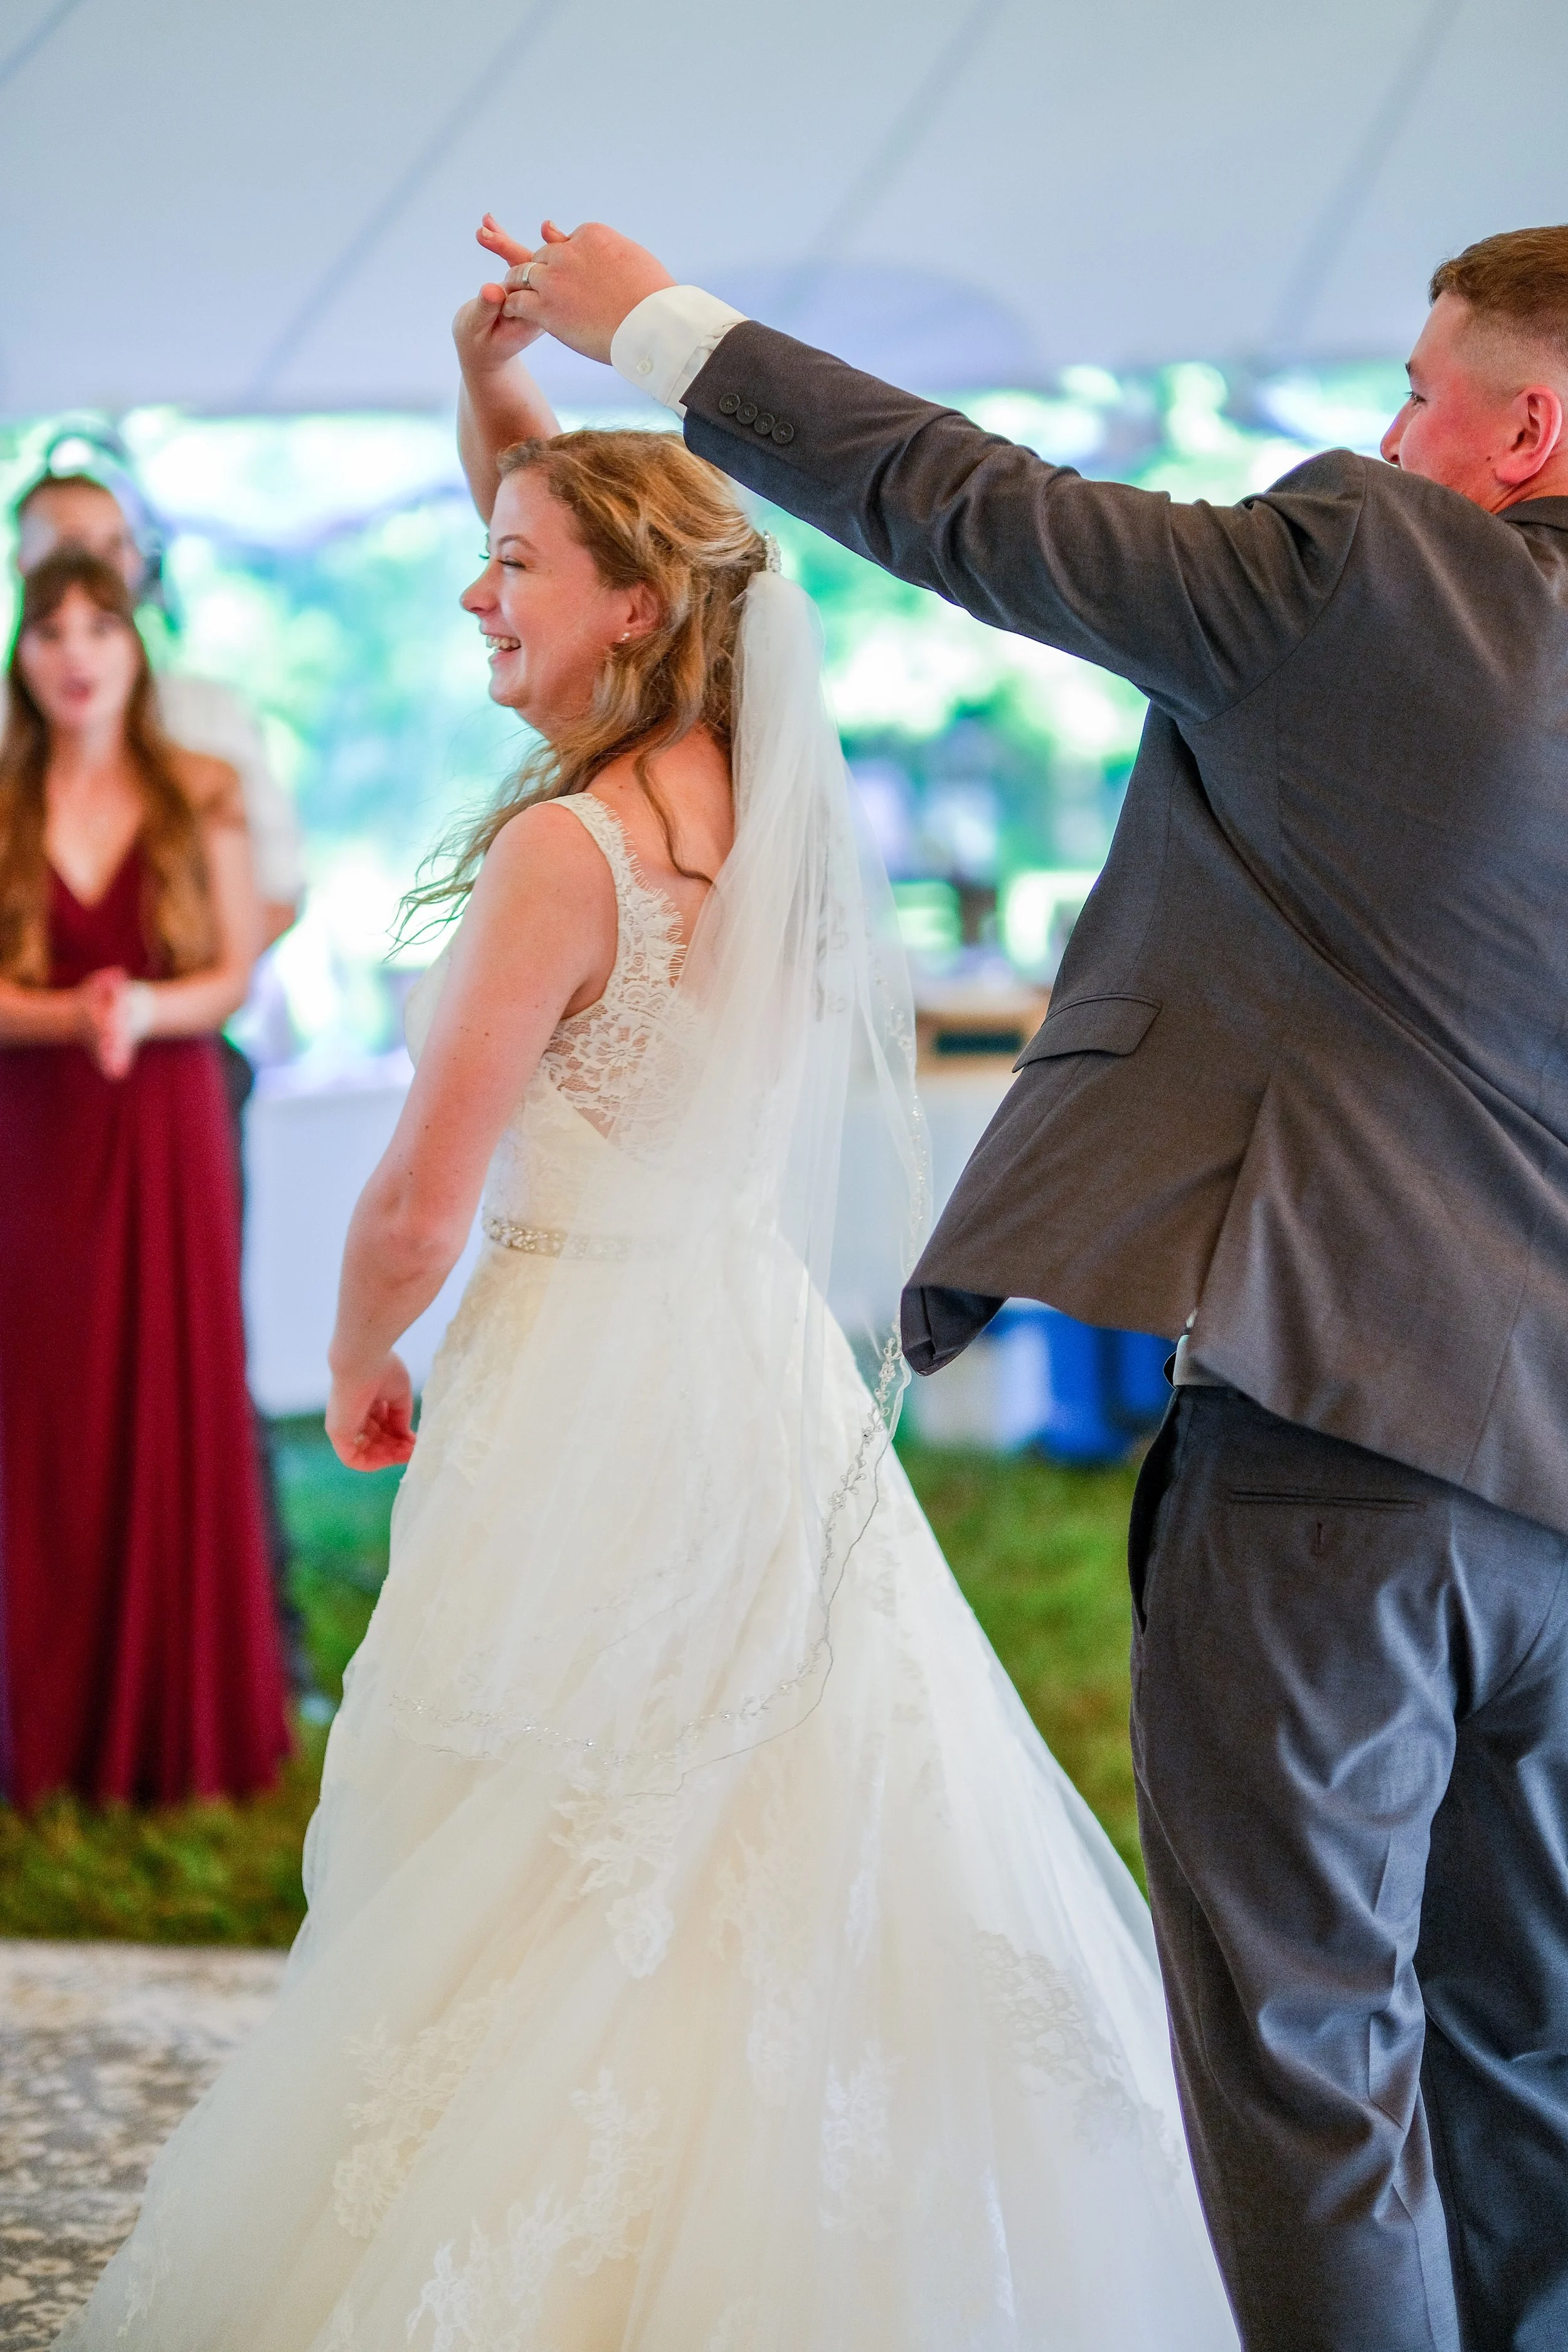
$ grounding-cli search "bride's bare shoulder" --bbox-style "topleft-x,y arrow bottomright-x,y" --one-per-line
452,799 -> 617,1009
481,798 -> 617,901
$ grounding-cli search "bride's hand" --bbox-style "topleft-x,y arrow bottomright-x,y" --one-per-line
453,215 -> 546,371
326,1353 -> 416,1471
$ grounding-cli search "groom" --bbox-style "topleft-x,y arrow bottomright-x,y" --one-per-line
501,219 -> 1568,2349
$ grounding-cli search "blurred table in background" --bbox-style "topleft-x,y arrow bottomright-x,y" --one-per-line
242,1056 -> 479,1416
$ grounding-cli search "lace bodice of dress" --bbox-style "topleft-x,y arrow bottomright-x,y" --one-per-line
536,794 -> 689,1135
401,795 -> 694,1243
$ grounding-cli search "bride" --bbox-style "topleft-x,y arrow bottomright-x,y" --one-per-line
60,255 -> 1236,2351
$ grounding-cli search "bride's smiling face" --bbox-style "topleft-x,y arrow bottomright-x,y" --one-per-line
461,469 -> 657,736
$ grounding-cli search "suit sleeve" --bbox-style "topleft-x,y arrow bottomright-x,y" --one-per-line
683,320 -> 1365,727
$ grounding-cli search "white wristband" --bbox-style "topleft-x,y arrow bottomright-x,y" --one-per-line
125,981 -> 157,1044
610,286 -> 748,416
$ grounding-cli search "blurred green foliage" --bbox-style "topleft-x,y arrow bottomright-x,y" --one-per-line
172,509 -> 520,872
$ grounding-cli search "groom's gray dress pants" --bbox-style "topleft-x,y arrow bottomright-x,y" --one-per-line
1129,1385 -> 1568,2352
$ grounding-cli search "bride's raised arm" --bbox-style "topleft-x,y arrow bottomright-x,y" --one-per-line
453,215 -> 563,518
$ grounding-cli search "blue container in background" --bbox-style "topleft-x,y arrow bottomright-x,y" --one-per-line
1107,1328 -> 1173,1429
1031,1307 -> 1125,1463
902,1300 -> 1172,1463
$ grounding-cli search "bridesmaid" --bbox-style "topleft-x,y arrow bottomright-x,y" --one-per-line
0,548 -> 289,1804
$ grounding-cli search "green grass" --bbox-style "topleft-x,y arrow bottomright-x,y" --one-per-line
900,1444 -> 1143,1880
0,1422 -> 1142,1944
0,1734 -> 329,1947
272,1422 -> 403,1703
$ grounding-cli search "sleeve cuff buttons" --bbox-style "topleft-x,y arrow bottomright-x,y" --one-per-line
716,393 -> 795,445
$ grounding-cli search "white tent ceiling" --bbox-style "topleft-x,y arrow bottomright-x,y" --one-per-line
2,0 -> 1564,418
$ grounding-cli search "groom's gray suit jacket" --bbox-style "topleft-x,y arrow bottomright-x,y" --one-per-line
682,325 -> 1568,1535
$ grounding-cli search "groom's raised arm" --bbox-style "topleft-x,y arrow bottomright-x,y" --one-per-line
660,311 -> 1360,727
499,223 -> 1364,726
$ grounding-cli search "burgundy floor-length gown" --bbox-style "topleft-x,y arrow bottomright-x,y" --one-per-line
0,848 -> 290,1804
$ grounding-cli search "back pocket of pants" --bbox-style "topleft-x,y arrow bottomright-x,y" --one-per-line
1225,1487 -> 1425,1559
1226,1488 -> 1424,1513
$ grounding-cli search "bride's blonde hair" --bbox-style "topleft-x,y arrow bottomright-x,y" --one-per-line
406,430 -> 770,923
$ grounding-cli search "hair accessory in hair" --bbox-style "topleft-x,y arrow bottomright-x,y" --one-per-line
763,533 -> 783,575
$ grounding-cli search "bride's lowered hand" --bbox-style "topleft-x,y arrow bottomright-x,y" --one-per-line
497,218 -> 675,364
326,1351 -> 416,1471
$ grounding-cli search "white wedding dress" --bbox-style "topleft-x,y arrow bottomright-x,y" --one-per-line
61,580 -> 1235,2352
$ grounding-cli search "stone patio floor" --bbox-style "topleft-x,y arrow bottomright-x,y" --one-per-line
0,1940 -> 283,2349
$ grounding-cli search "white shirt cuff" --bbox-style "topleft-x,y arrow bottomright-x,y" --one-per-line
611,286 -> 748,418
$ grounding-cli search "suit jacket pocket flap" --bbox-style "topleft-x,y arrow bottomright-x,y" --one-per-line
1014,994 -> 1160,1069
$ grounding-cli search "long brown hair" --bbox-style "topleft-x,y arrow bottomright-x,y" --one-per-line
405,430 -> 770,926
0,549 -> 230,983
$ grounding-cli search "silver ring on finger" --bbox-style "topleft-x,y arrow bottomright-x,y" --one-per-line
517,263 -> 535,290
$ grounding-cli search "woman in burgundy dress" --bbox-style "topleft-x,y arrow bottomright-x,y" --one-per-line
0,548 -> 289,1804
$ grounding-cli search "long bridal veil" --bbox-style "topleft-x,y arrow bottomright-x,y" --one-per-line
322,571 -> 929,1820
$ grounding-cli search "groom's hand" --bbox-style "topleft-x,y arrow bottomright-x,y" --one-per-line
499,220 -> 675,364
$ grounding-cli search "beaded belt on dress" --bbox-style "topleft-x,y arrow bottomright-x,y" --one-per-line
482,1211 -> 632,1263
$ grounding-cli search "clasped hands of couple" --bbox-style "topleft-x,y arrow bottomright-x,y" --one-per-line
454,213 -> 675,379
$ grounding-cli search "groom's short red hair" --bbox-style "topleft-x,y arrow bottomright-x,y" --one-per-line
1430,227 -> 1568,364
